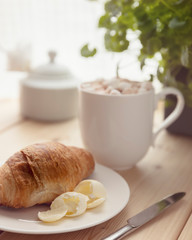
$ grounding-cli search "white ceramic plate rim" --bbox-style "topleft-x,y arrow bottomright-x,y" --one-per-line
0,164 -> 130,234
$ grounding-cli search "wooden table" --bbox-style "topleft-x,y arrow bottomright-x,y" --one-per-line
0,98 -> 192,240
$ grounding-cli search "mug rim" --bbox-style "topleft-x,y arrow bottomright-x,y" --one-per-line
79,82 -> 154,98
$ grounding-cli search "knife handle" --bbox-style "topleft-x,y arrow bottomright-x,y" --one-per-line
101,224 -> 135,240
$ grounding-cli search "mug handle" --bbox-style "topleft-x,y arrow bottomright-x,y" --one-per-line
153,87 -> 185,141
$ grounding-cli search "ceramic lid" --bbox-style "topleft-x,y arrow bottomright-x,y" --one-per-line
21,51 -> 77,89
29,51 -> 73,79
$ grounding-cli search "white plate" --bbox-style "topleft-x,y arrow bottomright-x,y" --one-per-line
0,164 -> 130,234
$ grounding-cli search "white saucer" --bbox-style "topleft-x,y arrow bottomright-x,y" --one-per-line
0,164 -> 130,234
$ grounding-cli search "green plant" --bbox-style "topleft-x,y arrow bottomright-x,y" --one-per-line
81,0 -> 192,107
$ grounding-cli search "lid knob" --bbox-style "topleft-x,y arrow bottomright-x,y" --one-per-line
48,50 -> 57,63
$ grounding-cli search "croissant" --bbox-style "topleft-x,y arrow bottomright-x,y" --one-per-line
0,142 -> 95,208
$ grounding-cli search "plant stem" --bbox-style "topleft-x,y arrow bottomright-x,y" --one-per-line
160,0 -> 181,17
116,62 -> 120,78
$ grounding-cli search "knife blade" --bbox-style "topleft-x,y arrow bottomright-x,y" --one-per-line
102,192 -> 185,240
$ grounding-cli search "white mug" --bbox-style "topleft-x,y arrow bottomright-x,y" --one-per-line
79,83 -> 184,170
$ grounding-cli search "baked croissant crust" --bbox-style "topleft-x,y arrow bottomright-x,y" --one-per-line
0,142 -> 95,208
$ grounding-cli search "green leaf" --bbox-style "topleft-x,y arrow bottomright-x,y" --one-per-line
105,0 -> 121,16
146,37 -> 162,56
81,0 -> 192,107
98,13 -> 112,29
104,30 -> 129,52
118,10 -> 136,29
189,82 -> 192,91
80,44 -> 97,57
175,0 -> 185,4
168,17 -> 186,29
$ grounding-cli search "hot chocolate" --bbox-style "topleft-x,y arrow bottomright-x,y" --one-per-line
81,78 -> 153,95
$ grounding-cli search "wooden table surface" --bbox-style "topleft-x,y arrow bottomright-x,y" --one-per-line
0,98 -> 192,240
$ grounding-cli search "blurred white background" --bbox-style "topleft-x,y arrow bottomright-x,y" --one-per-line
0,0 -> 160,98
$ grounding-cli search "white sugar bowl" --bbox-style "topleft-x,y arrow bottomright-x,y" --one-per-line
20,51 -> 78,121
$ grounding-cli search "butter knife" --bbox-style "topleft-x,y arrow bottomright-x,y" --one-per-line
102,192 -> 185,240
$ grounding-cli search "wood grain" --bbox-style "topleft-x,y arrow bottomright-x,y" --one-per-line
0,100 -> 192,240
0,99 -> 21,132
179,213 -> 192,240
